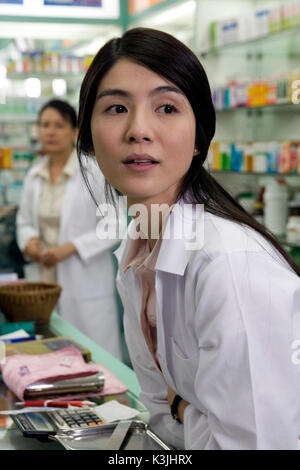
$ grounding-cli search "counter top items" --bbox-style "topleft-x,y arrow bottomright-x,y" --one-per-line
0,320 -> 35,336
50,420 -> 171,451
17,400 -> 97,408
5,335 -> 92,362
0,328 -> 39,343
0,346 -> 99,401
17,363 -> 128,402
0,282 -> 61,324
10,406 -> 143,445
24,371 -> 105,398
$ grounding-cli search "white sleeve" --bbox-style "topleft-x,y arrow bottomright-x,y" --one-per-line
184,251 -> 300,450
72,231 -> 120,262
118,276 -> 185,450
70,167 -> 123,262
16,172 -> 39,252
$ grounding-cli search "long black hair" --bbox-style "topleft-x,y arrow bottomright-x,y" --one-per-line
77,27 -> 300,276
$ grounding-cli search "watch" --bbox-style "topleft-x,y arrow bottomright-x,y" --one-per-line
170,394 -> 183,423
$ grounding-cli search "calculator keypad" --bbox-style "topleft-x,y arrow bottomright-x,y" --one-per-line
57,410 -> 103,429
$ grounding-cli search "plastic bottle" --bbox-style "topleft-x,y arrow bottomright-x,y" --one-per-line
244,142 -> 254,172
263,178 -> 289,235
278,141 -> 291,173
267,141 -> 279,173
2,148 -> 12,169
286,216 -> 300,244
220,142 -> 231,170
254,142 -> 267,172
290,142 -> 298,173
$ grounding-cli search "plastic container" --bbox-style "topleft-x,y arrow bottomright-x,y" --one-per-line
278,141 -> 291,173
267,142 -> 279,173
263,179 -> 289,235
254,143 -> 267,173
244,143 -> 254,172
286,216 -> 300,244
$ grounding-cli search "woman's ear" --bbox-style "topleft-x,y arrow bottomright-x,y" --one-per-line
193,147 -> 200,156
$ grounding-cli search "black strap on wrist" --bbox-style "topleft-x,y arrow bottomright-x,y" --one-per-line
170,394 -> 183,423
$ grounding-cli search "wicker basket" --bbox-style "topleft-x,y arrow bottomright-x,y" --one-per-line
0,282 -> 62,324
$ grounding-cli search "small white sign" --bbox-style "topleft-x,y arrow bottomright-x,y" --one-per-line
0,0 -> 119,19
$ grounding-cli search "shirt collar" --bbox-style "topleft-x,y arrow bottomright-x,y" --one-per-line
114,199 -> 204,277
34,149 -> 77,180
63,149 -> 78,177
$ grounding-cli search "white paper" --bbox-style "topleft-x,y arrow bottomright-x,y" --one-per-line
0,273 -> 18,281
0,329 -> 30,340
94,400 -> 140,423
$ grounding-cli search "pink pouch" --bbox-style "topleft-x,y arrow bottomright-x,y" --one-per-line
43,364 -> 128,403
1,347 -> 98,400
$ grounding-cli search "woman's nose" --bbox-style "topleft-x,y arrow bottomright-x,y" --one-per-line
128,135 -> 151,143
125,111 -> 153,144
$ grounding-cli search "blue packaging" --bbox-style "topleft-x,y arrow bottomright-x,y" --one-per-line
230,143 -> 243,171
267,142 -> 278,173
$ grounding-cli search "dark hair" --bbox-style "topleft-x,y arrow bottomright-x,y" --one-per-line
77,27 -> 300,276
39,99 -> 77,129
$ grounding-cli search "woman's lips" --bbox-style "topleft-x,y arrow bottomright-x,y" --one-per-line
123,154 -> 159,172
123,161 -> 159,172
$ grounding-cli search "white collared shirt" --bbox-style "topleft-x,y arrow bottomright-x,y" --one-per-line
115,200 -> 300,450
35,150 -> 77,282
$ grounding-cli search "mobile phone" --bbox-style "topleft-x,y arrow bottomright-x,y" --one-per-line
24,372 -> 105,397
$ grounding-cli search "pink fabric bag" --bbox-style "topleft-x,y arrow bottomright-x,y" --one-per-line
1,347 -> 98,400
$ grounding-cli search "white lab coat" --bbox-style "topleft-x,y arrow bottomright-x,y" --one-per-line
114,200 -> 300,449
16,152 -> 122,359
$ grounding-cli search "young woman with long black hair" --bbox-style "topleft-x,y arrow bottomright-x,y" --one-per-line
77,28 -> 300,449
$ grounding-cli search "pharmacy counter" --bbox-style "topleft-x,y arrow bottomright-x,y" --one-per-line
0,311 -> 147,450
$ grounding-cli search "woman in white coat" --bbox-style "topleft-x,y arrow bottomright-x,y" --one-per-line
16,99 -> 122,359
77,29 -> 300,449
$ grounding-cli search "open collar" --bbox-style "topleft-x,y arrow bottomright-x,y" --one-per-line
34,149 -> 77,181
114,199 -> 204,277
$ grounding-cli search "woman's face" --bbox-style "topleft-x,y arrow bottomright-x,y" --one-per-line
39,107 -> 76,156
91,59 -> 197,207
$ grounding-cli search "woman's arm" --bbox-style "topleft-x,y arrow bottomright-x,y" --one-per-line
117,274 -> 185,450
16,171 -> 40,253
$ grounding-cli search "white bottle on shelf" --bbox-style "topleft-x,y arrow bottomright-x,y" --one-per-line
254,142 -> 268,173
263,179 -> 289,236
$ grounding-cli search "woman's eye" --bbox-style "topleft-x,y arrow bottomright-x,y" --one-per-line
157,104 -> 177,114
106,105 -> 127,114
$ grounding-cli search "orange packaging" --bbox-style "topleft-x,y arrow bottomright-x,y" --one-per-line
297,143 -> 300,174
1,148 -> 12,169
213,142 -> 221,170
278,142 -> 291,173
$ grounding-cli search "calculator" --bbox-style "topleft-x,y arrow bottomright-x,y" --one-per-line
11,408 -> 104,438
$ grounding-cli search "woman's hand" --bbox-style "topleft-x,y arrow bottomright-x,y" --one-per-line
167,386 -> 190,424
24,237 -> 43,262
40,242 -> 77,267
